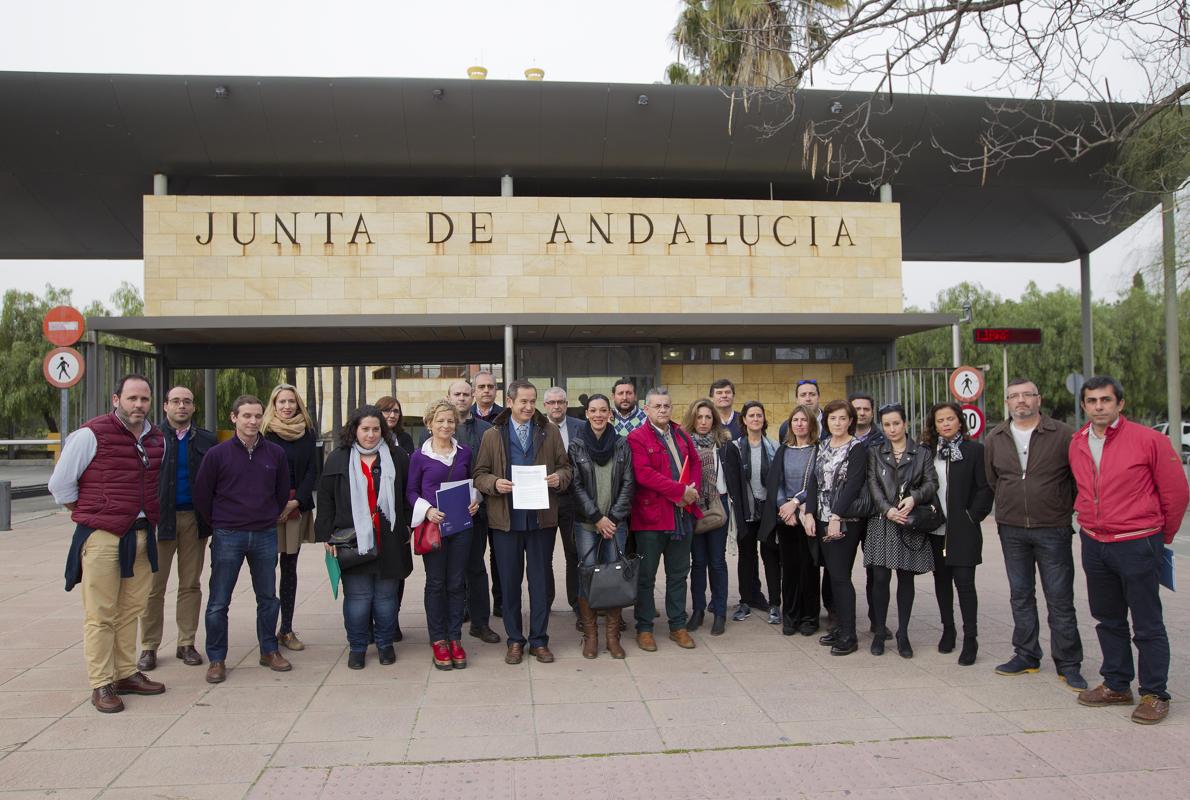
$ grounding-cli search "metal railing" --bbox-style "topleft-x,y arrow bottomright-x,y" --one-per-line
847,368 -> 965,434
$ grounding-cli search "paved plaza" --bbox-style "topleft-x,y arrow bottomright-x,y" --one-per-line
1,507 -> 1187,799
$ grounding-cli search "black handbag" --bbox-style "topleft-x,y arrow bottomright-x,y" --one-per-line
329,527 -> 378,570
578,539 -> 640,610
900,480 -> 946,536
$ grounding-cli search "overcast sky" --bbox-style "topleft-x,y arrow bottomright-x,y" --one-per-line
0,0 -> 1174,311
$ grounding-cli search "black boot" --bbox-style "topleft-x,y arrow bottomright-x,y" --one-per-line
896,630 -> 914,659
958,634 -> 978,666
938,625 -> 957,654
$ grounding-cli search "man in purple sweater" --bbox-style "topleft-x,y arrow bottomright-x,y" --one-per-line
193,394 -> 291,683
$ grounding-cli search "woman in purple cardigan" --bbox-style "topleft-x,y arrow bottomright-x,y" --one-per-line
407,399 -> 479,670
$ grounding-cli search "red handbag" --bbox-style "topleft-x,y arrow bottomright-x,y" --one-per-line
414,519 -> 442,555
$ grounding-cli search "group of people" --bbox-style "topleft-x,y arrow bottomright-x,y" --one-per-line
49,370 -> 1186,726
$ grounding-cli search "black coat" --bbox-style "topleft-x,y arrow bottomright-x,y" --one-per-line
758,443 -> 818,542
866,439 -> 939,515
156,421 -> 217,540
568,435 -> 634,528
265,430 -> 319,512
724,436 -> 775,528
936,440 -> 995,567
315,444 -> 413,580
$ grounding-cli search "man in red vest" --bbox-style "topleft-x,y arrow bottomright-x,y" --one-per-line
50,374 -> 166,713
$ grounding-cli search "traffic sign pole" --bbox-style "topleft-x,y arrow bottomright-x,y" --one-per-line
60,389 -> 69,444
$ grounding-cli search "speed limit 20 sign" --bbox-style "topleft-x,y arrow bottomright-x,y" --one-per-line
960,404 -> 985,438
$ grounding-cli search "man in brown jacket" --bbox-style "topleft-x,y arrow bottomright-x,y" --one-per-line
984,377 -> 1085,688
474,379 -> 573,665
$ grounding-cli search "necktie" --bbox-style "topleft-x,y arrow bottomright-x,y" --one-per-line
517,423 -> 529,450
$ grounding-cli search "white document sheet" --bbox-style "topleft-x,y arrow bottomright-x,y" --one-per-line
510,464 -> 549,510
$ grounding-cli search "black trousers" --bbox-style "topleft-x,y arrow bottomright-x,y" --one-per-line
737,519 -> 780,608
545,497 -> 578,612
819,520 -> 863,642
489,526 -> 502,611
463,515 -> 492,629
929,535 -> 978,638
870,566 -> 916,636
777,522 -> 819,628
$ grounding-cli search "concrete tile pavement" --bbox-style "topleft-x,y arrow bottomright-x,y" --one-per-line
0,510 -> 1186,798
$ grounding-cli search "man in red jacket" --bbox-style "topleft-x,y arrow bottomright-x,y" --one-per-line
1069,376 -> 1189,724
627,387 -> 701,652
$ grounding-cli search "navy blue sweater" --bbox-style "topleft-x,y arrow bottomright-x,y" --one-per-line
193,435 -> 290,532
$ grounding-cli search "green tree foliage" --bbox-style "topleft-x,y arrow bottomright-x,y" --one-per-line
897,278 -> 1190,425
0,285 -> 74,434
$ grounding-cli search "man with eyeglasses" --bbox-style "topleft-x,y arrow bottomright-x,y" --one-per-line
193,394 -> 292,684
543,387 -> 584,623
985,377 -> 1086,688
50,374 -> 167,713
471,371 -> 503,424
136,386 -> 217,672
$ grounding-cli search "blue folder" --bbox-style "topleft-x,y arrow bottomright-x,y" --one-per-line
1160,546 -> 1175,592
436,482 -> 474,536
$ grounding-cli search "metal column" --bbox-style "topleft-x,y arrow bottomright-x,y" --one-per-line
1079,252 -> 1094,378
1163,193 -> 1182,454
501,174 -> 514,197
503,325 -> 515,385
204,369 -> 217,431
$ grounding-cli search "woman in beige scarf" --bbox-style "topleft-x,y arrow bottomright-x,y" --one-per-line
263,384 -> 319,651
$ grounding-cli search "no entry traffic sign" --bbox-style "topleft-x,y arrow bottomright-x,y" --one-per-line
42,306 -> 86,347
960,403 -> 985,438
44,347 -> 85,389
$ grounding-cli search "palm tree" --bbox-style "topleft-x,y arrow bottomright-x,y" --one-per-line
666,0 -> 844,87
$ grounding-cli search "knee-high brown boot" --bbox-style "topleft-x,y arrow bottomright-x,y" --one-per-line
578,598 -> 599,659
604,606 -> 626,659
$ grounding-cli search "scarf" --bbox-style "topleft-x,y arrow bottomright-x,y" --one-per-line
576,422 -> 617,466
348,442 -> 396,555
937,434 -> 965,462
690,432 -> 714,449
265,414 -> 308,442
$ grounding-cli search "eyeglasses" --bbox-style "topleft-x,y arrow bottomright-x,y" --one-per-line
797,379 -> 818,387
166,398 -> 193,406
544,399 -> 567,405
134,441 -> 149,468
1006,392 -> 1040,401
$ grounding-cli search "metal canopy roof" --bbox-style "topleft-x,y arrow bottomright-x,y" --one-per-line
0,71 -> 1130,262
90,312 -> 954,346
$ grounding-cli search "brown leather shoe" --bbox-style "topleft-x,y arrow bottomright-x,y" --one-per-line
1131,695 -> 1170,724
1078,683 -> 1135,707
505,642 -> 525,665
529,645 -> 555,663
278,632 -> 305,651
259,651 -> 292,672
91,684 -> 124,713
115,671 -> 165,695
636,631 -> 657,652
175,645 -> 203,666
669,629 -> 696,649
205,660 -> 226,684
137,650 -> 157,671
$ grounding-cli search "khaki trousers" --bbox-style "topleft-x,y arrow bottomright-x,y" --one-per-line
140,510 -> 206,649
81,529 -> 152,688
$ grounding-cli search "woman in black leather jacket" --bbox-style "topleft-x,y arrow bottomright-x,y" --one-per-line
864,403 -> 939,659
568,393 -> 634,659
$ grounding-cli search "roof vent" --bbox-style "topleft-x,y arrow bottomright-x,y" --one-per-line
467,66 -> 488,80
524,68 -> 545,81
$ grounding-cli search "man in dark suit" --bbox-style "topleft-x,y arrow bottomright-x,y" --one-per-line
543,386 -> 584,623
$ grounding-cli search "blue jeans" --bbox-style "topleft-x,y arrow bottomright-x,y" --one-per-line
574,522 -> 628,599
423,528 -> 472,642
205,528 -> 280,662
342,572 -> 399,652
1080,532 -> 1170,699
998,524 -> 1083,670
690,498 -> 729,616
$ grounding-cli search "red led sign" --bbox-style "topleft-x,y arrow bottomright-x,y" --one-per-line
973,328 -> 1043,345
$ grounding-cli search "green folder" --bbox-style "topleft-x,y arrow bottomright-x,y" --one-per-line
325,550 -> 342,599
